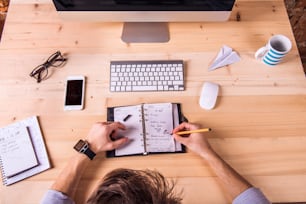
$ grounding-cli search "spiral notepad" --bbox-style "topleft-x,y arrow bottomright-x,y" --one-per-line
106,103 -> 185,157
0,116 -> 50,186
0,125 -> 38,178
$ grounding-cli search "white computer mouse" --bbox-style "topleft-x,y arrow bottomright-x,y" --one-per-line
199,82 -> 219,110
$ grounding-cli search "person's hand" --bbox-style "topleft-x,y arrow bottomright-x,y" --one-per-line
85,122 -> 128,153
172,122 -> 214,157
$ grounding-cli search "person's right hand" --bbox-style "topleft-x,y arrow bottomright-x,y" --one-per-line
172,122 -> 213,157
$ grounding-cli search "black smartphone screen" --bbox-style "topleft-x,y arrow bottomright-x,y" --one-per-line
65,80 -> 83,105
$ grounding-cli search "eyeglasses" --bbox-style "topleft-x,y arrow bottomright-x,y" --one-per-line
30,51 -> 67,83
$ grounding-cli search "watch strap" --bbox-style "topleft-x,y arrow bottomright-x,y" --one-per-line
84,147 -> 96,160
74,139 -> 96,160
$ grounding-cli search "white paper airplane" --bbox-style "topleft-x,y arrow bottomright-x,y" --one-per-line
208,45 -> 240,71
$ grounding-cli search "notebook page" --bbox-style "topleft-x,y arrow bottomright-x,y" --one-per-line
0,126 -> 38,178
114,105 -> 145,156
144,103 -> 176,153
2,116 -> 50,186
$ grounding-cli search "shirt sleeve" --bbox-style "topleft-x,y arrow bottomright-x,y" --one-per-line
233,187 -> 271,204
40,189 -> 75,204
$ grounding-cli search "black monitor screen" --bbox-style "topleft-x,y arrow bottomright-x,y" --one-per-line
53,0 -> 235,11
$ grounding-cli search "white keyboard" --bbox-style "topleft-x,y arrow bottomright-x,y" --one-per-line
110,60 -> 185,92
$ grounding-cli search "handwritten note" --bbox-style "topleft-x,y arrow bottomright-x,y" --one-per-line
0,126 -> 38,178
114,105 -> 145,156
144,103 -> 176,152
112,103 -> 180,156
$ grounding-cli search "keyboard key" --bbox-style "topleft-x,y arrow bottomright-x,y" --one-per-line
133,86 -> 158,91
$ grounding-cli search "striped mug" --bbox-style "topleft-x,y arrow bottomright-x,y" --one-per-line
255,34 -> 292,66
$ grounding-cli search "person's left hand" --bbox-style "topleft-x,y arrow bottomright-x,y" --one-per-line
85,122 -> 128,153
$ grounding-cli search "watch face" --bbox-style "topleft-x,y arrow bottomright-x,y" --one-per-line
74,139 -> 86,151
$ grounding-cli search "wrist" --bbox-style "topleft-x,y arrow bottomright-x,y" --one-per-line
73,139 -> 96,160
199,147 -> 217,160
74,150 -> 92,162
85,139 -> 100,153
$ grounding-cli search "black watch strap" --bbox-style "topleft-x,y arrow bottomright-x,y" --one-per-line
84,147 -> 96,160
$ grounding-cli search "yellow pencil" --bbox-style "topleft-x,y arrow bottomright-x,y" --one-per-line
175,128 -> 211,135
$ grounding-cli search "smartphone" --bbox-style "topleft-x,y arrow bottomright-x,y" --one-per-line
64,75 -> 85,111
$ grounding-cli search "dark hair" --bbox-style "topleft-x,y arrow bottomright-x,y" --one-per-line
87,168 -> 182,204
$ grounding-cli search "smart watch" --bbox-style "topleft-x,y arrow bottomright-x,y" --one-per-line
73,139 -> 96,160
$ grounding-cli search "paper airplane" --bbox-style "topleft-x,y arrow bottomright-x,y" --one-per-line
208,45 -> 240,71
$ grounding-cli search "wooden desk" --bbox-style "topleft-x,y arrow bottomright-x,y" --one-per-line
0,0 -> 306,203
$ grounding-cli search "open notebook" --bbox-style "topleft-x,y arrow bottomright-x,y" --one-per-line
107,103 -> 185,157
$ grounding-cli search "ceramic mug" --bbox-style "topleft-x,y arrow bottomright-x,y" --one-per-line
255,34 -> 292,66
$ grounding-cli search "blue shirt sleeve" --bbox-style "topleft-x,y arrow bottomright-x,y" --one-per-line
40,189 -> 75,204
41,187 -> 269,204
233,187 -> 271,204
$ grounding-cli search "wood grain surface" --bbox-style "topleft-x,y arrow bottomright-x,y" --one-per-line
0,0 -> 305,203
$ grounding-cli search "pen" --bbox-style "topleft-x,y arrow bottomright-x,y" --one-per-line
123,114 -> 132,122
175,128 -> 212,135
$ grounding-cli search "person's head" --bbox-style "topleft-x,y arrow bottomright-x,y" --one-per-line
87,168 -> 182,204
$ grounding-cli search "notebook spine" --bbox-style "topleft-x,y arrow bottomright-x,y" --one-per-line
140,104 -> 148,155
0,156 -> 8,186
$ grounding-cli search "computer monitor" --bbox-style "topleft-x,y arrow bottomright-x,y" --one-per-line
52,0 -> 236,43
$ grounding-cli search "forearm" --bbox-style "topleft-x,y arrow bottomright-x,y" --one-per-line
200,149 -> 252,200
51,153 -> 91,199
172,122 -> 267,201
42,122 -> 128,204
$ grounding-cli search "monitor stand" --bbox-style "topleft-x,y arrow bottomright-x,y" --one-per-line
121,22 -> 170,43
